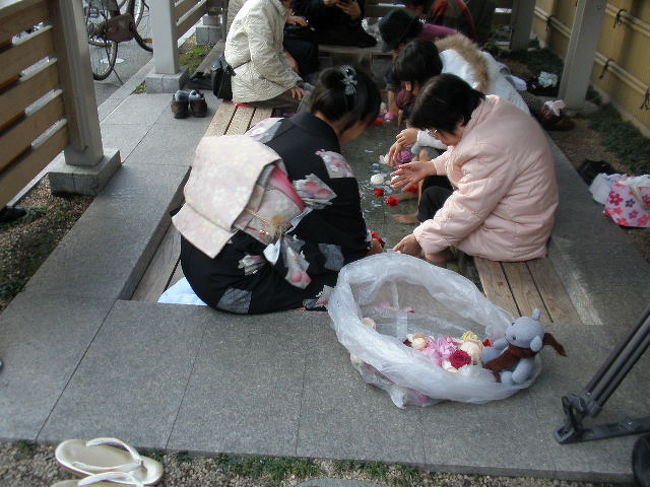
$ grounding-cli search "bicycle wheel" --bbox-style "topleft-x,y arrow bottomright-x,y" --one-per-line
83,0 -> 119,79
130,0 -> 153,52
89,40 -> 118,80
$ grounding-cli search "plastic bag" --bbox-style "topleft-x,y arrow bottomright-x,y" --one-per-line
327,253 -> 542,408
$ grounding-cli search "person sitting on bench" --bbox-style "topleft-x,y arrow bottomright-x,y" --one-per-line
225,0 -> 307,110
391,74 -> 558,265
383,32 -> 527,127
378,9 -> 456,122
292,0 -> 377,48
386,38 -> 530,222
179,66 -> 382,314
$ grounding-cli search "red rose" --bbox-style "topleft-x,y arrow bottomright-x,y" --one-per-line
371,117 -> 384,126
404,184 -> 418,194
384,196 -> 399,207
373,188 -> 385,197
449,349 -> 472,369
370,230 -> 385,247
482,338 -> 492,347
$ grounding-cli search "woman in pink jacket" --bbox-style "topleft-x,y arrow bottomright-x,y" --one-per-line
392,73 -> 558,264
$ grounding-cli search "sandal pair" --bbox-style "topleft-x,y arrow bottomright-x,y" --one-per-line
53,437 -> 163,486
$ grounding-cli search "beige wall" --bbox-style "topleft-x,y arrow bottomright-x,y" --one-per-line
531,1 -> 650,133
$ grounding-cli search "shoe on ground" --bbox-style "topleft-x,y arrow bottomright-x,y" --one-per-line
51,472 -> 144,487
171,90 -> 189,119
188,90 -> 207,117
0,205 -> 26,224
55,438 -> 163,485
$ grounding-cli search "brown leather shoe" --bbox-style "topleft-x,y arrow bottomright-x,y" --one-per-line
189,90 -> 207,117
171,90 -> 189,119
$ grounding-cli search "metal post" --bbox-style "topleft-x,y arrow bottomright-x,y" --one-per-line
558,0 -> 608,110
509,0 -> 536,51
47,0 -> 120,195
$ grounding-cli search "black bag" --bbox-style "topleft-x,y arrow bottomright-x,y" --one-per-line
577,159 -> 616,185
212,55 -> 235,101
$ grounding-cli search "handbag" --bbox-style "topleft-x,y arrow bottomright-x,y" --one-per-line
603,175 -> 650,228
211,54 -> 235,100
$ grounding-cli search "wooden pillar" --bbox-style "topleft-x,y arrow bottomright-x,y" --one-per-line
49,0 -> 104,166
559,0 -> 608,110
47,0 -> 120,195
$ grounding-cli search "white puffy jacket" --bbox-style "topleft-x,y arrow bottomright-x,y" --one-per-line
225,0 -> 301,103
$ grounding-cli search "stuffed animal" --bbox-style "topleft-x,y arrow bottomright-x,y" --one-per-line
481,309 -> 566,385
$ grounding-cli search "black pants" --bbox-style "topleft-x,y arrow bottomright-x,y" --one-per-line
417,178 -> 453,222
283,37 -> 319,80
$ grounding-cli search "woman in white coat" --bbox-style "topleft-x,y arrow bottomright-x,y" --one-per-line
225,0 -> 305,110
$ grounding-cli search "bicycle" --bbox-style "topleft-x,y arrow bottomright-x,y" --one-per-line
84,0 -> 152,81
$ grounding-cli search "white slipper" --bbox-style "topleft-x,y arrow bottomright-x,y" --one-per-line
55,438 -> 162,485
52,472 -> 144,487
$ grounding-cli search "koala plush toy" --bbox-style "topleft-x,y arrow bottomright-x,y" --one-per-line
482,309 -> 566,385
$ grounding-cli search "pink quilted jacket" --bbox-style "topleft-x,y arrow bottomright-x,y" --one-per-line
413,95 -> 559,262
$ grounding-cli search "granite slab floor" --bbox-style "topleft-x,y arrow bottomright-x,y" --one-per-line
1,91 -> 649,483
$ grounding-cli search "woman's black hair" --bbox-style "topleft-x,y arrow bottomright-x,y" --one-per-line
309,65 -> 381,132
393,39 -> 443,86
409,73 -> 485,133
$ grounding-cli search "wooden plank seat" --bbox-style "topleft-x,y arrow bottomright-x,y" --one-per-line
131,102 -> 273,302
473,256 -> 581,324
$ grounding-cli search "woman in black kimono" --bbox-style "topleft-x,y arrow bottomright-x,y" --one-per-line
180,66 -> 382,314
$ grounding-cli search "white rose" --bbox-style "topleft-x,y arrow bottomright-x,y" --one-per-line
370,174 -> 385,185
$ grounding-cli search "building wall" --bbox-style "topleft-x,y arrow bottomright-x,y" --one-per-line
531,0 -> 650,133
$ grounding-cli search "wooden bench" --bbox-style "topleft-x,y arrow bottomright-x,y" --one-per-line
131,102 -> 273,302
472,256 -> 582,324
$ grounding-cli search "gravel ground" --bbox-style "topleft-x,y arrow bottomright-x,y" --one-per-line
0,179 -> 92,313
0,442 -> 622,487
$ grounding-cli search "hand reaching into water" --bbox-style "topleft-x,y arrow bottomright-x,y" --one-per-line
393,234 -> 422,257
387,141 -> 403,167
396,127 -> 417,147
390,160 -> 434,190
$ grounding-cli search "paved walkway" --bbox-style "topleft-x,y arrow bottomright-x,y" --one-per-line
0,86 -> 648,483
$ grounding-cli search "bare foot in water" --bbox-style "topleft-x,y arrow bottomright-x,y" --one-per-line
392,212 -> 419,224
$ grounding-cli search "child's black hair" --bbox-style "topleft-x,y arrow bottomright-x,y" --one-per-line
393,39 -> 443,86
410,73 -> 485,133
309,65 -> 381,132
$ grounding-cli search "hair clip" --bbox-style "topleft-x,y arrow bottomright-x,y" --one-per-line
340,65 -> 357,96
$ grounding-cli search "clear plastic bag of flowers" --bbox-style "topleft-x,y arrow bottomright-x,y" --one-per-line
327,252 -> 541,408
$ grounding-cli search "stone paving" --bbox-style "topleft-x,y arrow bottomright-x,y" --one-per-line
0,84 -> 648,483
